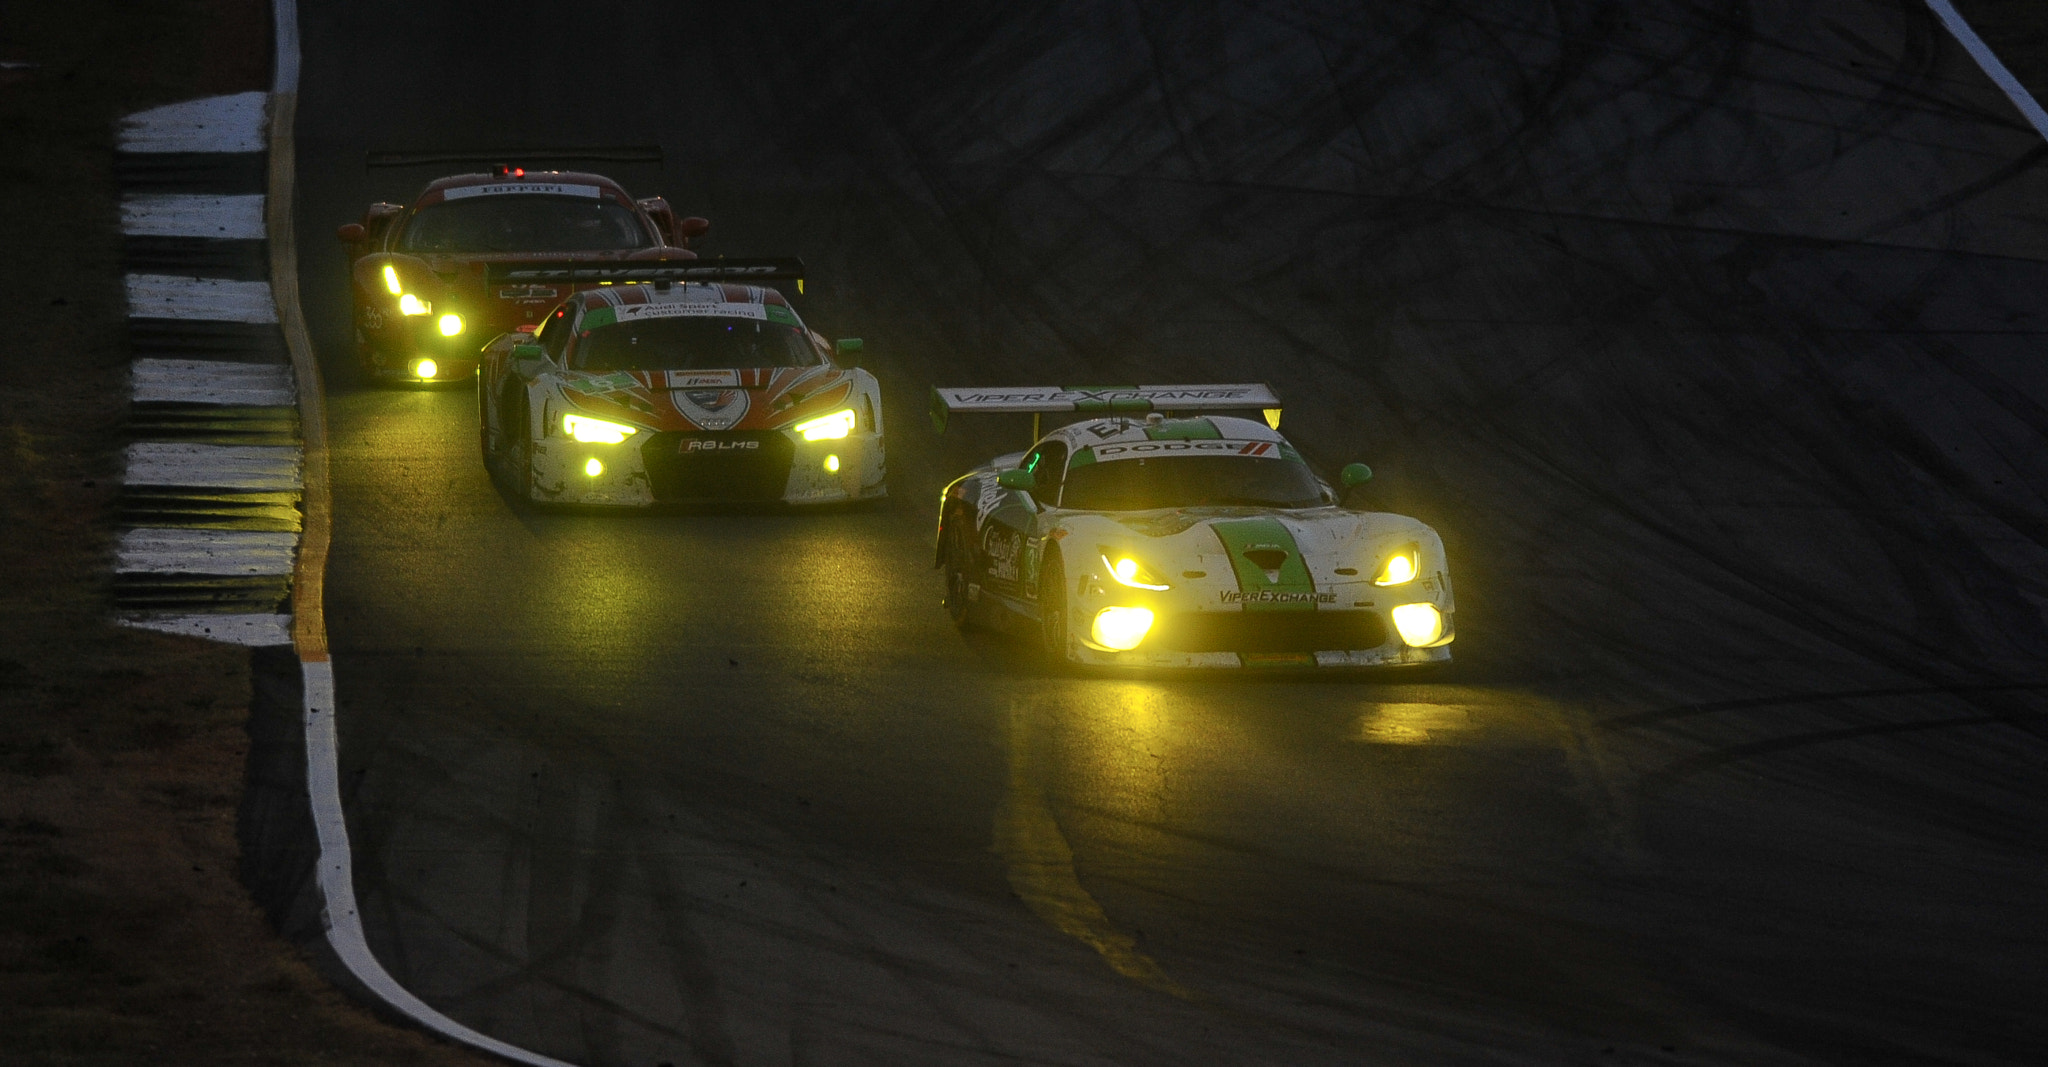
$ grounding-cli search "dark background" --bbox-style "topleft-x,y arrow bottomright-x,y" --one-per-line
290,3 -> 2047,1063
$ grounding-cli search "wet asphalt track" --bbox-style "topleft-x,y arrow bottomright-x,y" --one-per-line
287,3 -> 2048,1064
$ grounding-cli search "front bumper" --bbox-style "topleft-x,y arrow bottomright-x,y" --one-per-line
1054,577 -> 1453,669
527,427 -> 887,507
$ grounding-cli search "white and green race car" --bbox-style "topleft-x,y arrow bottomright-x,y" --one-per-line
932,385 -> 1454,669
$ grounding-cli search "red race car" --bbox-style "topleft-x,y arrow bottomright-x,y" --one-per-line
337,167 -> 707,383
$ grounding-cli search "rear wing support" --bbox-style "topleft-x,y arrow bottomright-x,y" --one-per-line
929,384 -> 1283,442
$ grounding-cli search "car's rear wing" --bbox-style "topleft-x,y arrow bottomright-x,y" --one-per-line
929,383 -> 1283,437
485,258 -> 806,287
365,145 -> 664,169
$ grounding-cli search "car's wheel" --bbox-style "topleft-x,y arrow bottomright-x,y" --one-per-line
498,393 -> 536,503
941,510 -> 978,630
353,328 -> 382,386
1037,548 -> 1071,667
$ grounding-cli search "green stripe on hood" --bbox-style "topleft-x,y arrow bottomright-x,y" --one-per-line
1211,517 -> 1320,612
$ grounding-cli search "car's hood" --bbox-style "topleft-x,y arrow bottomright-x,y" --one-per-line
1058,506 -> 1449,609
552,365 -> 858,433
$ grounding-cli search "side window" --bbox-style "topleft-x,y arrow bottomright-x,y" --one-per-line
539,304 -> 575,360
1022,441 -> 1069,501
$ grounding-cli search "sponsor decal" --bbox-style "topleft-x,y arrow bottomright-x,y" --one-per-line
1219,590 -> 1337,604
975,475 -> 1007,524
1088,439 -> 1278,462
681,438 -> 759,452
665,370 -> 739,388
943,386 -> 1270,406
618,302 -> 769,321
565,372 -> 639,395
498,286 -> 560,302
984,529 -> 1020,582
443,182 -> 602,200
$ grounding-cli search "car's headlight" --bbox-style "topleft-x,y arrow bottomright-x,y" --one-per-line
1374,544 -> 1419,586
793,408 -> 856,441
437,313 -> 463,336
381,264 -> 404,295
398,292 -> 431,316
562,413 -> 640,444
1090,606 -> 1154,650
1100,549 -> 1170,591
1391,603 -> 1445,646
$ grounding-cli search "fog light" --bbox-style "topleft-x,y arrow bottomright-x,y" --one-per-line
1090,606 -> 1154,651
437,313 -> 464,337
1391,603 -> 1444,646
823,454 -> 840,473
412,358 -> 437,379
584,458 -> 604,477
398,293 -> 430,316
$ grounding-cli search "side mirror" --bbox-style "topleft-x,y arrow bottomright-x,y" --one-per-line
510,342 -> 547,377
996,468 -> 1036,492
336,222 -> 366,243
1340,463 -> 1373,488
835,337 -> 863,367
677,216 -> 711,240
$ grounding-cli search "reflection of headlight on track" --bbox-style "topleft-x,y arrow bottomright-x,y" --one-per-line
398,293 -> 430,316
437,313 -> 463,336
1090,606 -> 1154,650
562,413 -> 639,444
1391,603 -> 1444,646
411,358 -> 438,379
794,408 -> 855,441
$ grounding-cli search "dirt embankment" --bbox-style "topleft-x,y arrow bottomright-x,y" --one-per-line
0,2 -> 489,1062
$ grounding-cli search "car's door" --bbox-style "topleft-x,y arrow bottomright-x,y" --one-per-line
978,440 -> 1064,600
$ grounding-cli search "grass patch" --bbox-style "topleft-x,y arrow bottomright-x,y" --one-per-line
0,2 -> 491,1063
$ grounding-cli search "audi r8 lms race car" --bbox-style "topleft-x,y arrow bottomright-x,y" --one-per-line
337,166 -> 708,383
932,385 -> 1454,669
478,261 -> 884,508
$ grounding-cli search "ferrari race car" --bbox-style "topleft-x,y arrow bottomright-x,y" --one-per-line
337,167 -> 707,383
478,260 -> 884,508
932,385 -> 1454,669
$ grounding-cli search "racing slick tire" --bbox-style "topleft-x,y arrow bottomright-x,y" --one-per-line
941,509 -> 979,630
493,391 -> 539,506
1037,548 -> 1073,669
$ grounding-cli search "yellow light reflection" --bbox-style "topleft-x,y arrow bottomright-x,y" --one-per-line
1355,703 -> 1474,745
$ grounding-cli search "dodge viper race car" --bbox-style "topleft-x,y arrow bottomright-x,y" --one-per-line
337,167 -> 708,383
932,385 -> 1453,669
478,260 -> 884,507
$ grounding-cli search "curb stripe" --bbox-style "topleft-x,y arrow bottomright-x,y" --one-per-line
121,193 -> 268,239
118,91 -> 269,153
125,274 -> 279,323
133,359 -> 295,405
123,443 -> 301,490
1924,0 -> 2048,142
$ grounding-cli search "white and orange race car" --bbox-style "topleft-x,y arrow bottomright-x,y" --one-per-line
477,261 -> 883,507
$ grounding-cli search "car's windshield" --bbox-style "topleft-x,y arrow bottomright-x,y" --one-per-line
1059,454 -> 1326,510
398,195 -> 651,253
570,317 -> 817,371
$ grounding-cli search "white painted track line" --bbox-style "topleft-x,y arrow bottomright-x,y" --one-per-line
124,443 -> 301,491
122,193 -> 268,239
126,274 -> 278,324
118,91 -> 268,153
122,613 -> 292,647
1925,0 -> 2048,142
117,529 -> 298,575
133,358 -> 295,406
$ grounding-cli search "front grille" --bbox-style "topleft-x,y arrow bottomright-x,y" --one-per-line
1149,609 -> 1387,653
642,431 -> 792,501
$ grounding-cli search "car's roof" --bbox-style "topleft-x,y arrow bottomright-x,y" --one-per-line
571,280 -> 798,316
1045,414 -> 1289,449
413,170 -> 637,206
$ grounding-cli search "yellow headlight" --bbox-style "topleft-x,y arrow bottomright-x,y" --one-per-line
823,454 -> 840,472
1102,553 -> 1170,591
794,408 -> 856,441
398,293 -> 430,316
437,313 -> 463,337
1374,546 -> 1418,586
584,458 -> 605,477
1090,606 -> 1154,651
381,264 -> 402,295
1391,603 -> 1444,646
411,358 -> 437,379
562,413 -> 638,444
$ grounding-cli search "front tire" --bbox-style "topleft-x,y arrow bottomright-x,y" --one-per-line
941,510 -> 978,630
1037,549 -> 1071,667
